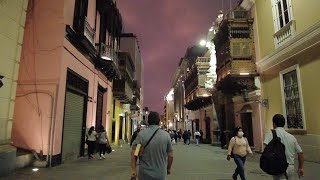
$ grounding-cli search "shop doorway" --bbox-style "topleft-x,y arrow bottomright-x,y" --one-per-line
241,112 -> 254,146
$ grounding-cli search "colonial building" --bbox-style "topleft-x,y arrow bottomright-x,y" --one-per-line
213,6 -> 260,149
112,51 -> 135,144
0,0 -> 29,175
183,45 -> 218,144
243,0 -> 320,161
11,0 -> 124,166
172,60 -> 186,131
120,33 -> 144,134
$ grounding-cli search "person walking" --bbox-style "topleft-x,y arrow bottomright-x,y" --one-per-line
178,129 -> 182,142
86,126 -> 97,159
199,130 -> 204,143
263,114 -> 304,180
131,111 -> 173,180
194,130 -> 201,145
227,127 -> 253,180
187,130 -> 192,145
182,130 -> 188,144
130,125 -> 141,146
173,130 -> 178,144
98,126 -> 109,160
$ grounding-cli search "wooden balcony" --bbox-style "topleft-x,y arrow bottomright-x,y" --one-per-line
113,79 -> 133,104
130,80 -> 141,111
184,87 -> 212,111
95,43 -> 120,80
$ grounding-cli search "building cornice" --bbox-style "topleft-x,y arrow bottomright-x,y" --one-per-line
257,21 -> 320,72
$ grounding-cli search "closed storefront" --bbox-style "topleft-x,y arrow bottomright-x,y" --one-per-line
61,70 -> 88,162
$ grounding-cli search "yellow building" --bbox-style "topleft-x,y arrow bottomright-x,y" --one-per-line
0,0 -> 28,175
111,99 -> 132,146
242,0 -> 320,162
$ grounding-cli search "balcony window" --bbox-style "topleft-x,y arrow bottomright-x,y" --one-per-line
230,40 -> 252,58
272,0 -> 295,47
280,65 -> 305,130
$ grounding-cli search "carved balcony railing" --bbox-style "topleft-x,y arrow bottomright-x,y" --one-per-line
100,43 -> 119,66
273,20 -> 296,48
84,16 -> 95,45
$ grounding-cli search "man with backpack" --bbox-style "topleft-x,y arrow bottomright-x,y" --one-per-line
262,114 -> 304,180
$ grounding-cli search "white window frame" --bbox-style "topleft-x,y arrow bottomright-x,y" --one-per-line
271,0 -> 296,47
271,0 -> 294,32
279,65 -> 306,130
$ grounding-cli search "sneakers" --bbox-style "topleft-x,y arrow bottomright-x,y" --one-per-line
232,174 -> 237,180
101,154 -> 105,159
99,157 -> 102,160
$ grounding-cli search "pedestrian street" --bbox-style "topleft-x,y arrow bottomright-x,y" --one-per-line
3,142 -> 320,180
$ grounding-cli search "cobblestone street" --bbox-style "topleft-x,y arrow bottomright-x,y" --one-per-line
3,142 -> 320,180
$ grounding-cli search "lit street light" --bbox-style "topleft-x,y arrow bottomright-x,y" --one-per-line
199,40 -> 206,46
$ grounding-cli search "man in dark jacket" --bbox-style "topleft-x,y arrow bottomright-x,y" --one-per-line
130,124 -> 141,146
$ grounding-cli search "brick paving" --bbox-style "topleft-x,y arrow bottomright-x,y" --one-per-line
2,142 -> 320,180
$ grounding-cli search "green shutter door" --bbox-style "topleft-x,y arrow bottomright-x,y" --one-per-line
62,91 -> 85,162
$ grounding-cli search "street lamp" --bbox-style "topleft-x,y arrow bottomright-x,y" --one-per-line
199,40 -> 206,46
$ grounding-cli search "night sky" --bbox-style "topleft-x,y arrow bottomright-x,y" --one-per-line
117,0 -> 236,114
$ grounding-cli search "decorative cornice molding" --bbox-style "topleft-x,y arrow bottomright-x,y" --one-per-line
257,21 -> 320,71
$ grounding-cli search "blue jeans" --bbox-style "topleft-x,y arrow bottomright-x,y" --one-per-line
233,154 -> 246,180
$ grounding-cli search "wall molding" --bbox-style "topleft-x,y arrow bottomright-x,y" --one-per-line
257,21 -> 320,71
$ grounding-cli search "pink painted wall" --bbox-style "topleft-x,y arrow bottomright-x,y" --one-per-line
13,0 -> 113,157
12,0 -> 65,155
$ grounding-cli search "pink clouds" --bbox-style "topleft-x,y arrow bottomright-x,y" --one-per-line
117,0 -> 236,114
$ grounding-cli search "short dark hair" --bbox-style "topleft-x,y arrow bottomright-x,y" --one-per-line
233,126 -> 243,137
273,114 -> 286,127
148,111 -> 160,125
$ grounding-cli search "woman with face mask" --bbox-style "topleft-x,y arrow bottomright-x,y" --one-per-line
227,127 -> 253,180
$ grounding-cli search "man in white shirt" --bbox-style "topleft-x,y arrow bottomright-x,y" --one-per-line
194,130 -> 201,145
263,114 -> 304,180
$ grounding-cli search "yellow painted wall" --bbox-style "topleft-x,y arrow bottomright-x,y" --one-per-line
0,0 -> 28,142
300,57 -> 320,135
112,98 -> 123,145
292,0 -> 320,35
255,0 -> 274,59
262,75 -> 283,130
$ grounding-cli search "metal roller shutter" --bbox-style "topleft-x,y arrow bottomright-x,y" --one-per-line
62,91 -> 85,162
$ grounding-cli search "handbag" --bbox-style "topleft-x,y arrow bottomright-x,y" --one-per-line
105,144 -> 112,154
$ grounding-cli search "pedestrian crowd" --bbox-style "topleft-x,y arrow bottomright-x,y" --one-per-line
128,112 -> 304,180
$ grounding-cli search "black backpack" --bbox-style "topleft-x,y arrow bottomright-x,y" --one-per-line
260,129 -> 288,175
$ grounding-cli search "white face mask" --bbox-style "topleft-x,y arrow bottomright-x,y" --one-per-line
237,131 -> 244,137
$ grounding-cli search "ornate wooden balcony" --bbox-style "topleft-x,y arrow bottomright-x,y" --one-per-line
113,79 -> 133,104
96,43 -> 120,80
184,56 -> 213,110
184,87 -> 212,111
130,80 -> 141,111
113,52 -> 135,104
213,7 -> 257,95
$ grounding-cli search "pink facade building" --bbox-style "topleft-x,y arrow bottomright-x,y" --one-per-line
12,0 -> 124,166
